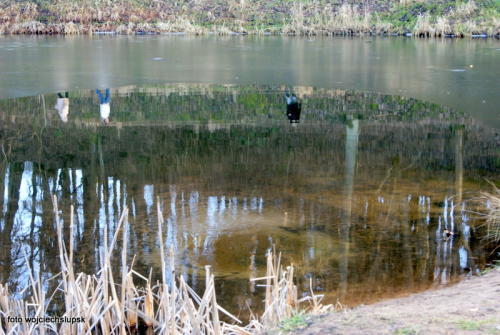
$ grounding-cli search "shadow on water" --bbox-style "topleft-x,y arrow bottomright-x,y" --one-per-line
1,83 -> 499,320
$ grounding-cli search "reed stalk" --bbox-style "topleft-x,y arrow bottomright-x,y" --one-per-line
479,186 -> 500,252
0,197 -> 333,334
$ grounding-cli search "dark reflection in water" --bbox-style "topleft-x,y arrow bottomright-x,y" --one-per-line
0,84 -> 499,319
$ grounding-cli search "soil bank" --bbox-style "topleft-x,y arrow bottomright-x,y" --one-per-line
290,267 -> 500,335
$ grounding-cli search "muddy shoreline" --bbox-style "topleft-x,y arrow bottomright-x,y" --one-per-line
290,267 -> 500,335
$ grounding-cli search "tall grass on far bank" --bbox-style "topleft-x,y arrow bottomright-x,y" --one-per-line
0,0 -> 499,37
0,196 -> 332,334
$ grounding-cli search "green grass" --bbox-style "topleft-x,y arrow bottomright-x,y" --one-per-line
395,327 -> 419,335
271,311 -> 309,334
480,260 -> 500,275
457,318 -> 499,332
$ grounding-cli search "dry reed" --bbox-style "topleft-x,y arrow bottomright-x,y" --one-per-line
480,186 -> 500,252
1,0 -> 498,36
0,196 -> 332,334
413,14 -> 434,37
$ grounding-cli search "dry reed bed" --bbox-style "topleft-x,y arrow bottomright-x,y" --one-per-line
0,0 -> 498,36
480,185 -> 500,253
0,196 -> 332,334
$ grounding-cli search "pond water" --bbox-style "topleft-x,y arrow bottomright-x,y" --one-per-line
0,35 -> 500,128
1,83 -> 499,320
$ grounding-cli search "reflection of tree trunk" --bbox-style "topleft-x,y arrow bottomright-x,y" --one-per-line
0,159 -> 7,210
29,164 -> 38,272
400,182 -> 413,290
454,128 -> 464,204
367,161 -> 398,295
338,120 -> 358,300
0,162 -> 23,288
452,128 -> 476,272
98,136 -> 105,185
425,224 -> 437,282
79,140 -> 97,273
413,196 -> 432,286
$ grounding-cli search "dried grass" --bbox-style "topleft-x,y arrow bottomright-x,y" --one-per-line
413,14 -> 434,37
282,2 -> 372,36
0,197 -> 332,334
63,22 -> 80,35
154,17 -> 208,34
435,17 -> 451,37
455,20 -> 482,36
479,187 -> 500,251
455,1 -> 478,17
399,0 -> 427,6
250,246 -> 333,331
0,0 -> 497,36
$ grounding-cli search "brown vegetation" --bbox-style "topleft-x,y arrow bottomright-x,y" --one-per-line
0,196 -> 332,334
479,185 -> 500,255
0,0 -> 499,36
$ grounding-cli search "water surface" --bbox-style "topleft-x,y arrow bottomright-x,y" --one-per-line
1,84 -> 498,318
1,35 -> 500,128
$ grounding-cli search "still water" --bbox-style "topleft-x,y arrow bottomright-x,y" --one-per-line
1,83 -> 499,319
0,35 -> 500,128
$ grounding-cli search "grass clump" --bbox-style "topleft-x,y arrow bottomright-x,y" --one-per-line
458,319 -> 482,330
270,311 -> 309,334
456,318 -> 499,332
395,328 -> 419,335
479,185 -> 500,254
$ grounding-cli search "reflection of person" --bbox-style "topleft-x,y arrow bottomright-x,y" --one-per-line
55,92 -> 69,122
95,88 -> 110,124
285,92 -> 301,124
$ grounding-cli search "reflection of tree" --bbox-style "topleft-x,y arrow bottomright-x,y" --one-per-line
338,119 -> 358,300
0,162 -> 23,291
0,84 -> 477,129
454,127 -> 464,204
78,138 -> 97,274
0,84 -> 499,314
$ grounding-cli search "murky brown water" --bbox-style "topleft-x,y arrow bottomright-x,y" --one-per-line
1,84 -> 499,319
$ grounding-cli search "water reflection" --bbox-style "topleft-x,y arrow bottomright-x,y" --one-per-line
55,92 -> 69,122
95,88 -> 110,124
285,92 -> 301,124
0,83 -> 499,317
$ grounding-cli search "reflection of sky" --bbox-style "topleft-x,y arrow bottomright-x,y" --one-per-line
207,196 -> 217,227
2,37 -> 500,129
0,158 -> 487,304
459,246 -> 468,269
144,184 -> 154,215
2,164 -> 9,215
14,162 -> 37,285
15,162 -> 39,237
